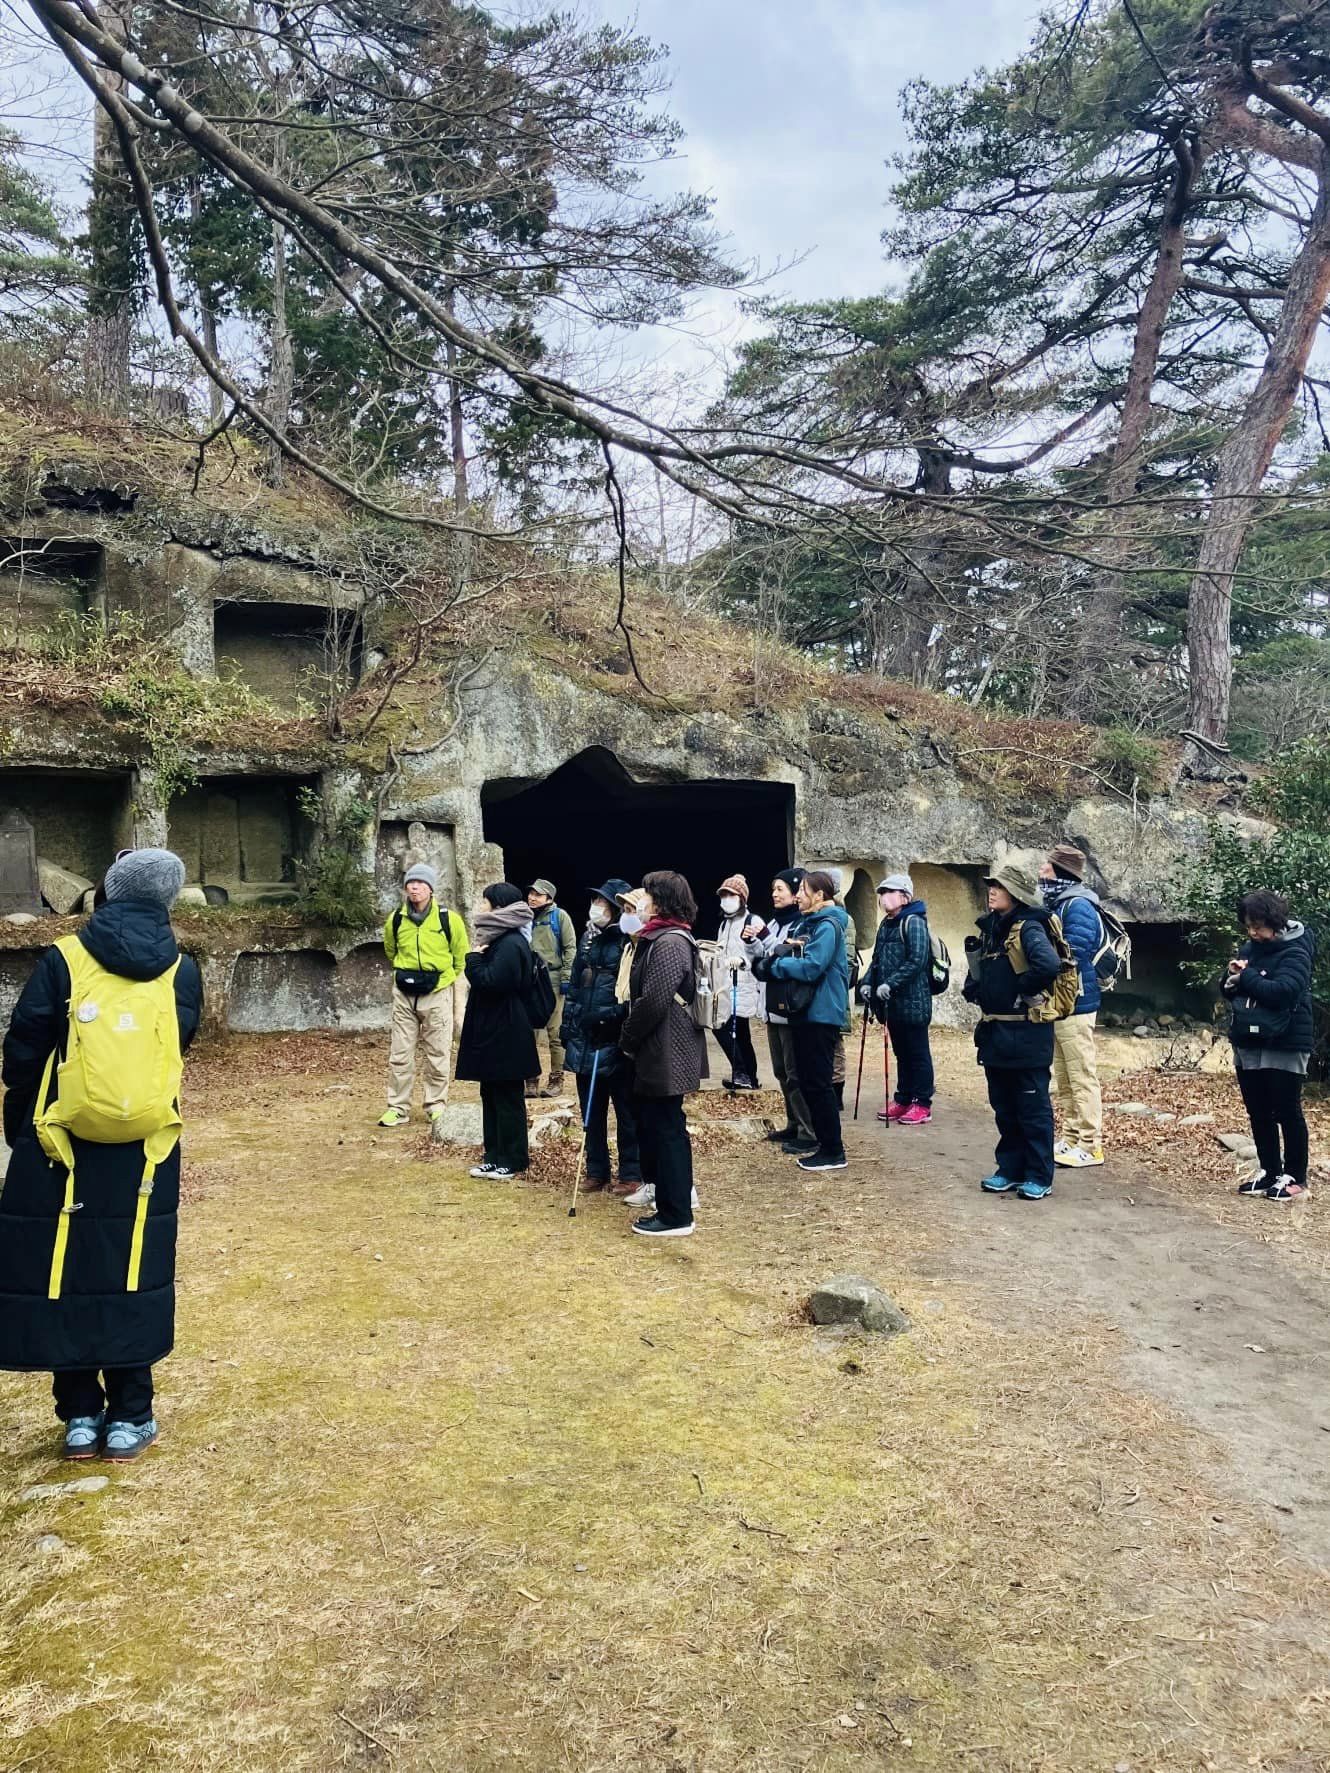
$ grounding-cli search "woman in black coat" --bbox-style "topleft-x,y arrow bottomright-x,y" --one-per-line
455,883 -> 538,1179
559,878 -> 641,1192
1223,889 -> 1316,1201
0,848 -> 202,1461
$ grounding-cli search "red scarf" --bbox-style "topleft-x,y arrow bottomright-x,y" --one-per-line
640,916 -> 692,938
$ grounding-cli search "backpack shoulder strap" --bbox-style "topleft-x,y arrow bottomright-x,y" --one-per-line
392,906 -> 403,946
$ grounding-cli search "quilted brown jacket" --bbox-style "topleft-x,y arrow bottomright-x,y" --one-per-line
620,927 -> 708,1097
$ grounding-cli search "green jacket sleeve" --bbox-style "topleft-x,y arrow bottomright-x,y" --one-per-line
448,909 -> 470,977
383,911 -> 396,963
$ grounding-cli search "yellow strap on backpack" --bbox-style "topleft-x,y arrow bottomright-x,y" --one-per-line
1005,916 -> 1080,1024
36,935 -> 183,1300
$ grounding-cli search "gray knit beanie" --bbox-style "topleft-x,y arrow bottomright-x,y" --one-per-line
104,847 -> 187,908
403,862 -> 438,891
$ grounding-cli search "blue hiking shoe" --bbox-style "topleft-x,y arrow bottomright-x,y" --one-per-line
104,1418 -> 159,1462
1017,1178 -> 1054,1201
980,1173 -> 1020,1194
62,1413 -> 105,1460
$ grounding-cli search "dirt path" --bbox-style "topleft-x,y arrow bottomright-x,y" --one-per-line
845,1104 -> 1330,1567
3,1034 -> 1330,1771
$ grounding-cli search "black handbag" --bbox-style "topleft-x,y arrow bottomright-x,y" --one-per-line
394,967 -> 441,997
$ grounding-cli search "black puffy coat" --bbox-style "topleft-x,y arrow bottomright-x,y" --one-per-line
0,902 -> 203,1373
560,921 -> 629,1077
455,931 -> 540,1083
962,906 -> 1062,1069
1223,921 -> 1316,1052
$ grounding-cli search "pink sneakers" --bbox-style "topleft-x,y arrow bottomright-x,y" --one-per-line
900,1105 -> 933,1127
877,1101 -> 908,1123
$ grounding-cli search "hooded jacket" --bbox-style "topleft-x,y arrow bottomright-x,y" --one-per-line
0,902 -> 203,1373
962,904 -> 1061,1068
1042,880 -> 1104,1016
1222,920 -> 1316,1053
865,898 -> 933,1028
766,903 -> 851,1028
560,919 -> 631,1076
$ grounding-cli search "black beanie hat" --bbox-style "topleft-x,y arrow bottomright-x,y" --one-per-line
775,867 -> 805,893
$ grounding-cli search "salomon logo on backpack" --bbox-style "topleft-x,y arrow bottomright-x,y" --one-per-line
1091,905 -> 1132,989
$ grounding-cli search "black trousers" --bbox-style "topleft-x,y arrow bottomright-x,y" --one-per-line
634,1094 -> 694,1227
888,1019 -> 935,1107
1237,1066 -> 1309,1186
715,1017 -> 759,1084
481,1079 -> 529,1172
577,1065 -> 642,1182
790,1022 -> 844,1159
53,1365 -> 154,1426
767,1024 -> 814,1138
985,1066 -> 1055,1186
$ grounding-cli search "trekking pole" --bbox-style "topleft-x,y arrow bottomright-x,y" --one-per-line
882,1017 -> 892,1128
728,961 -> 740,1083
853,1002 -> 869,1120
568,1046 -> 600,1220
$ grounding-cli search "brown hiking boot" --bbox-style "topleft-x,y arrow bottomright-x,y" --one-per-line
524,1079 -> 540,1100
540,1071 -> 565,1097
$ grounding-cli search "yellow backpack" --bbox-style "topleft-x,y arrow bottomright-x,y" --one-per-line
35,934 -> 183,1300
1005,914 -> 1081,1023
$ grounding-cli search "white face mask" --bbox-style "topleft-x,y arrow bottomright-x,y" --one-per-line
619,911 -> 643,936
719,895 -> 741,915
589,904 -> 610,927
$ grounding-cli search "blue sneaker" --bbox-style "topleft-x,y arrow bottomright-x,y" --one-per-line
104,1418 -> 159,1462
980,1173 -> 1020,1194
1017,1178 -> 1054,1201
62,1413 -> 105,1460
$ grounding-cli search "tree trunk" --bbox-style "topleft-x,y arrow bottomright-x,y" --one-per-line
191,187 -> 224,422
444,326 -> 468,508
1074,137 -> 1203,715
83,0 -> 133,416
264,217 -> 295,485
1186,153 -> 1330,754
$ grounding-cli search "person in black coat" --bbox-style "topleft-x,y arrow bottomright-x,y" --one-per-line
0,848 -> 202,1460
455,883 -> 538,1179
559,878 -> 641,1193
962,861 -> 1063,1201
1222,889 -> 1316,1201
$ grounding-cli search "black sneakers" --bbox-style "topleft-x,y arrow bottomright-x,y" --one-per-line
781,1136 -> 818,1155
631,1216 -> 695,1238
766,1125 -> 797,1143
797,1150 -> 848,1172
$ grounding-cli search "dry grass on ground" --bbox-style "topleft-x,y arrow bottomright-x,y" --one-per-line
2,1033 -> 1328,1771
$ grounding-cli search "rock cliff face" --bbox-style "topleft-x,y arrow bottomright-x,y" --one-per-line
0,469 -> 1263,1034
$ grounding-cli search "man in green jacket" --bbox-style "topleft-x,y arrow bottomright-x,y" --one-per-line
527,877 -> 576,1097
378,863 -> 470,1127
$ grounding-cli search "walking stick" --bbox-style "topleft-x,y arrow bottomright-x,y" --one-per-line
882,1017 -> 892,1127
728,961 -> 741,1083
853,1002 -> 869,1120
568,1046 -> 601,1219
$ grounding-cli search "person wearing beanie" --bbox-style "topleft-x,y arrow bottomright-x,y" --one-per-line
526,879 -> 577,1098
558,878 -> 643,1195
743,868 -> 816,1151
379,860 -> 470,1129
962,861 -> 1063,1201
1038,843 -> 1106,1169
714,873 -> 763,1090
0,847 -> 202,1461
861,872 -> 936,1126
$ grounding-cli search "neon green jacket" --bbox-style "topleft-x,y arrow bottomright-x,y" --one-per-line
382,900 -> 469,990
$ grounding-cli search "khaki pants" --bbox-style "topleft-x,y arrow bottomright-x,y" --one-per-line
1053,1011 -> 1102,1150
387,983 -> 455,1113
534,1010 -> 566,1082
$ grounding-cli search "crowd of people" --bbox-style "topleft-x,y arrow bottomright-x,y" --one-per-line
0,841 -> 1315,1462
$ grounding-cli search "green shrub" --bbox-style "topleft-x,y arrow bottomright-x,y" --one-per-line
1094,727 -> 1166,794
1175,735 -> 1330,1073
294,790 -> 376,929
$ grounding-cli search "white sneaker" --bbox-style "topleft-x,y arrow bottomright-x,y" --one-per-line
623,1184 -> 655,1208
1054,1146 -> 1104,1168
1053,1139 -> 1072,1158
469,1161 -> 499,1178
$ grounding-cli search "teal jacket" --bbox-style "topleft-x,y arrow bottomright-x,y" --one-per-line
767,903 -> 850,1027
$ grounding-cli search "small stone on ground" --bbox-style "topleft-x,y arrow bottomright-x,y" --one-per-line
809,1274 -> 910,1336
22,1476 -> 109,1501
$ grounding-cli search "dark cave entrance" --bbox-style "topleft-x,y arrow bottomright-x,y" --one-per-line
481,747 -> 795,937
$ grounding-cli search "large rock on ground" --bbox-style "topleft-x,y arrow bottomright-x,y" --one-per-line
429,1103 -> 484,1146
38,858 -> 93,915
809,1275 -> 910,1337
